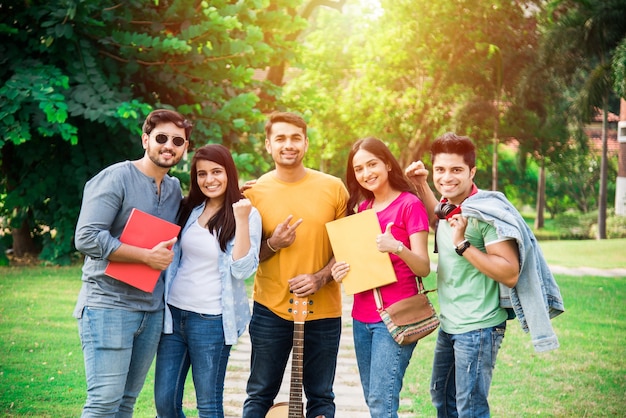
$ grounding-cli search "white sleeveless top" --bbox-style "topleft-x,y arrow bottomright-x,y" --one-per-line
167,220 -> 222,314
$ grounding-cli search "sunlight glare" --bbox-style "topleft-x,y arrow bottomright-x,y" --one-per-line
353,0 -> 383,20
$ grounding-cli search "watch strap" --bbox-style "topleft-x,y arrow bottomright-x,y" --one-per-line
455,240 -> 470,256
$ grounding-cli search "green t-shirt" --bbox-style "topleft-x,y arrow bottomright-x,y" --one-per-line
436,217 -> 509,334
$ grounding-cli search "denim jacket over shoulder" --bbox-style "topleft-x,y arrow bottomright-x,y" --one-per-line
163,202 -> 262,345
462,190 -> 564,353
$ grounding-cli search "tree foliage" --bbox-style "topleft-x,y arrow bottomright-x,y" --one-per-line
613,39 -> 626,98
0,0 -> 299,263
281,0 -> 546,184
2,0 -> 625,263
280,0 -> 625,232
541,0 -> 626,238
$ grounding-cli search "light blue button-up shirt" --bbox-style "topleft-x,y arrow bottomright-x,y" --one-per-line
163,202 -> 262,345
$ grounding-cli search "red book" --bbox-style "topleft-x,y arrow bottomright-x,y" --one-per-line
104,208 -> 181,293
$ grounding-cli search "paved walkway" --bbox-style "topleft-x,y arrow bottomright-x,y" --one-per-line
548,265 -> 626,277
221,265 -> 625,417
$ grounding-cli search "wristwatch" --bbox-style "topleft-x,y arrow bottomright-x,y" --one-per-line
394,242 -> 404,255
455,239 -> 470,256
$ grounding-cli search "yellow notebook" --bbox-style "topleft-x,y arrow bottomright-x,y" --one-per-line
325,210 -> 397,295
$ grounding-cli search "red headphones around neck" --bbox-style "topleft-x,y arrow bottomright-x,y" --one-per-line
434,199 -> 462,220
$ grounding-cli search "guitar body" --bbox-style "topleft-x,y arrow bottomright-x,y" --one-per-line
265,402 -> 304,418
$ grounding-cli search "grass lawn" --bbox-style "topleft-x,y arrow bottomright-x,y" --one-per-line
427,237 -> 626,270
1,239 -> 624,416
536,238 -> 626,269
401,272 -> 626,417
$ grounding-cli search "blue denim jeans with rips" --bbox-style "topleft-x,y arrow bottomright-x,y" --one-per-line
430,322 -> 506,418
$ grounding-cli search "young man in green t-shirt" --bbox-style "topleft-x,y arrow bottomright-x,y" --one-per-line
406,133 -> 519,417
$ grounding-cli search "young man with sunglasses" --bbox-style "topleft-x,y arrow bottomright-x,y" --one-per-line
73,109 -> 192,417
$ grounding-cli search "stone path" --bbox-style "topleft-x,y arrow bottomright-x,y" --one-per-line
548,265 -> 626,277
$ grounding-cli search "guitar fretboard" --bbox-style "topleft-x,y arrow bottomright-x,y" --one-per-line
288,322 -> 304,417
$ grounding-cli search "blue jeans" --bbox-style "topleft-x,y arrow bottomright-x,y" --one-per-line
243,302 -> 341,418
154,305 -> 231,418
430,322 -> 506,418
78,307 -> 163,418
353,319 -> 416,418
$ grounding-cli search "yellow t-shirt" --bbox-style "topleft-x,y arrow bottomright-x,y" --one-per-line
245,169 -> 348,320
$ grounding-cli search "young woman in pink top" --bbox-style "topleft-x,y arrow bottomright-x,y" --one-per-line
331,137 -> 430,418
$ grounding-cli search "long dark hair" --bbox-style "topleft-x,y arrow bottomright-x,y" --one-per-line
345,137 -> 416,215
178,144 -> 243,252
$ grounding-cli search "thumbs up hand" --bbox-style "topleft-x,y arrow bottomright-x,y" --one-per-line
376,222 -> 402,254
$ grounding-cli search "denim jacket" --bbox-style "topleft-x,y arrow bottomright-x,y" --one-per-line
462,190 -> 565,352
163,202 -> 262,345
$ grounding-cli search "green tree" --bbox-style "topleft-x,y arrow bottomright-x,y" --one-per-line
501,34 -> 572,229
260,0 -> 346,90
0,0 -> 296,263
547,143 -> 618,218
542,0 -> 626,238
280,0 -> 545,179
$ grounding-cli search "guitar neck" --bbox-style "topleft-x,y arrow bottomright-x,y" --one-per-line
288,322 -> 304,417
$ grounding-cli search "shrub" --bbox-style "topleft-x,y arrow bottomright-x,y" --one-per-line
607,214 -> 626,238
553,210 -> 594,239
555,209 -> 626,240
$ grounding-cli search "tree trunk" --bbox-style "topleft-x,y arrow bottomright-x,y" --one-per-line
597,97 -> 608,239
491,47 -> 502,192
492,136 -> 498,191
11,219 -> 38,257
262,0 -> 346,94
535,160 -> 546,229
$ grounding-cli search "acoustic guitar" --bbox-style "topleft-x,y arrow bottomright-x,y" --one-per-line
265,295 -> 310,418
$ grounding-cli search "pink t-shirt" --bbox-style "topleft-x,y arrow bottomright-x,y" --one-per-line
352,191 -> 429,323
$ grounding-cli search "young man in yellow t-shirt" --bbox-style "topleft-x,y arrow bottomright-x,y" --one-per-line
243,112 -> 348,418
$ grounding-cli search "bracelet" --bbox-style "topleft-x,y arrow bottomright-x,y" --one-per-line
266,238 -> 279,253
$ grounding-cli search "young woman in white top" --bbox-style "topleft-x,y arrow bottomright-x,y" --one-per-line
155,144 -> 262,418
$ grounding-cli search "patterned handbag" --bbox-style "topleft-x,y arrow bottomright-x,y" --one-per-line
374,277 -> 440,345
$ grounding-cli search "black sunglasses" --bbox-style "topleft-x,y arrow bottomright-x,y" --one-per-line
155,133 -> 186,147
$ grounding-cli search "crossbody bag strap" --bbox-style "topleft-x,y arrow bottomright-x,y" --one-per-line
373,288 -> 384,310
418,276 -> 438,294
